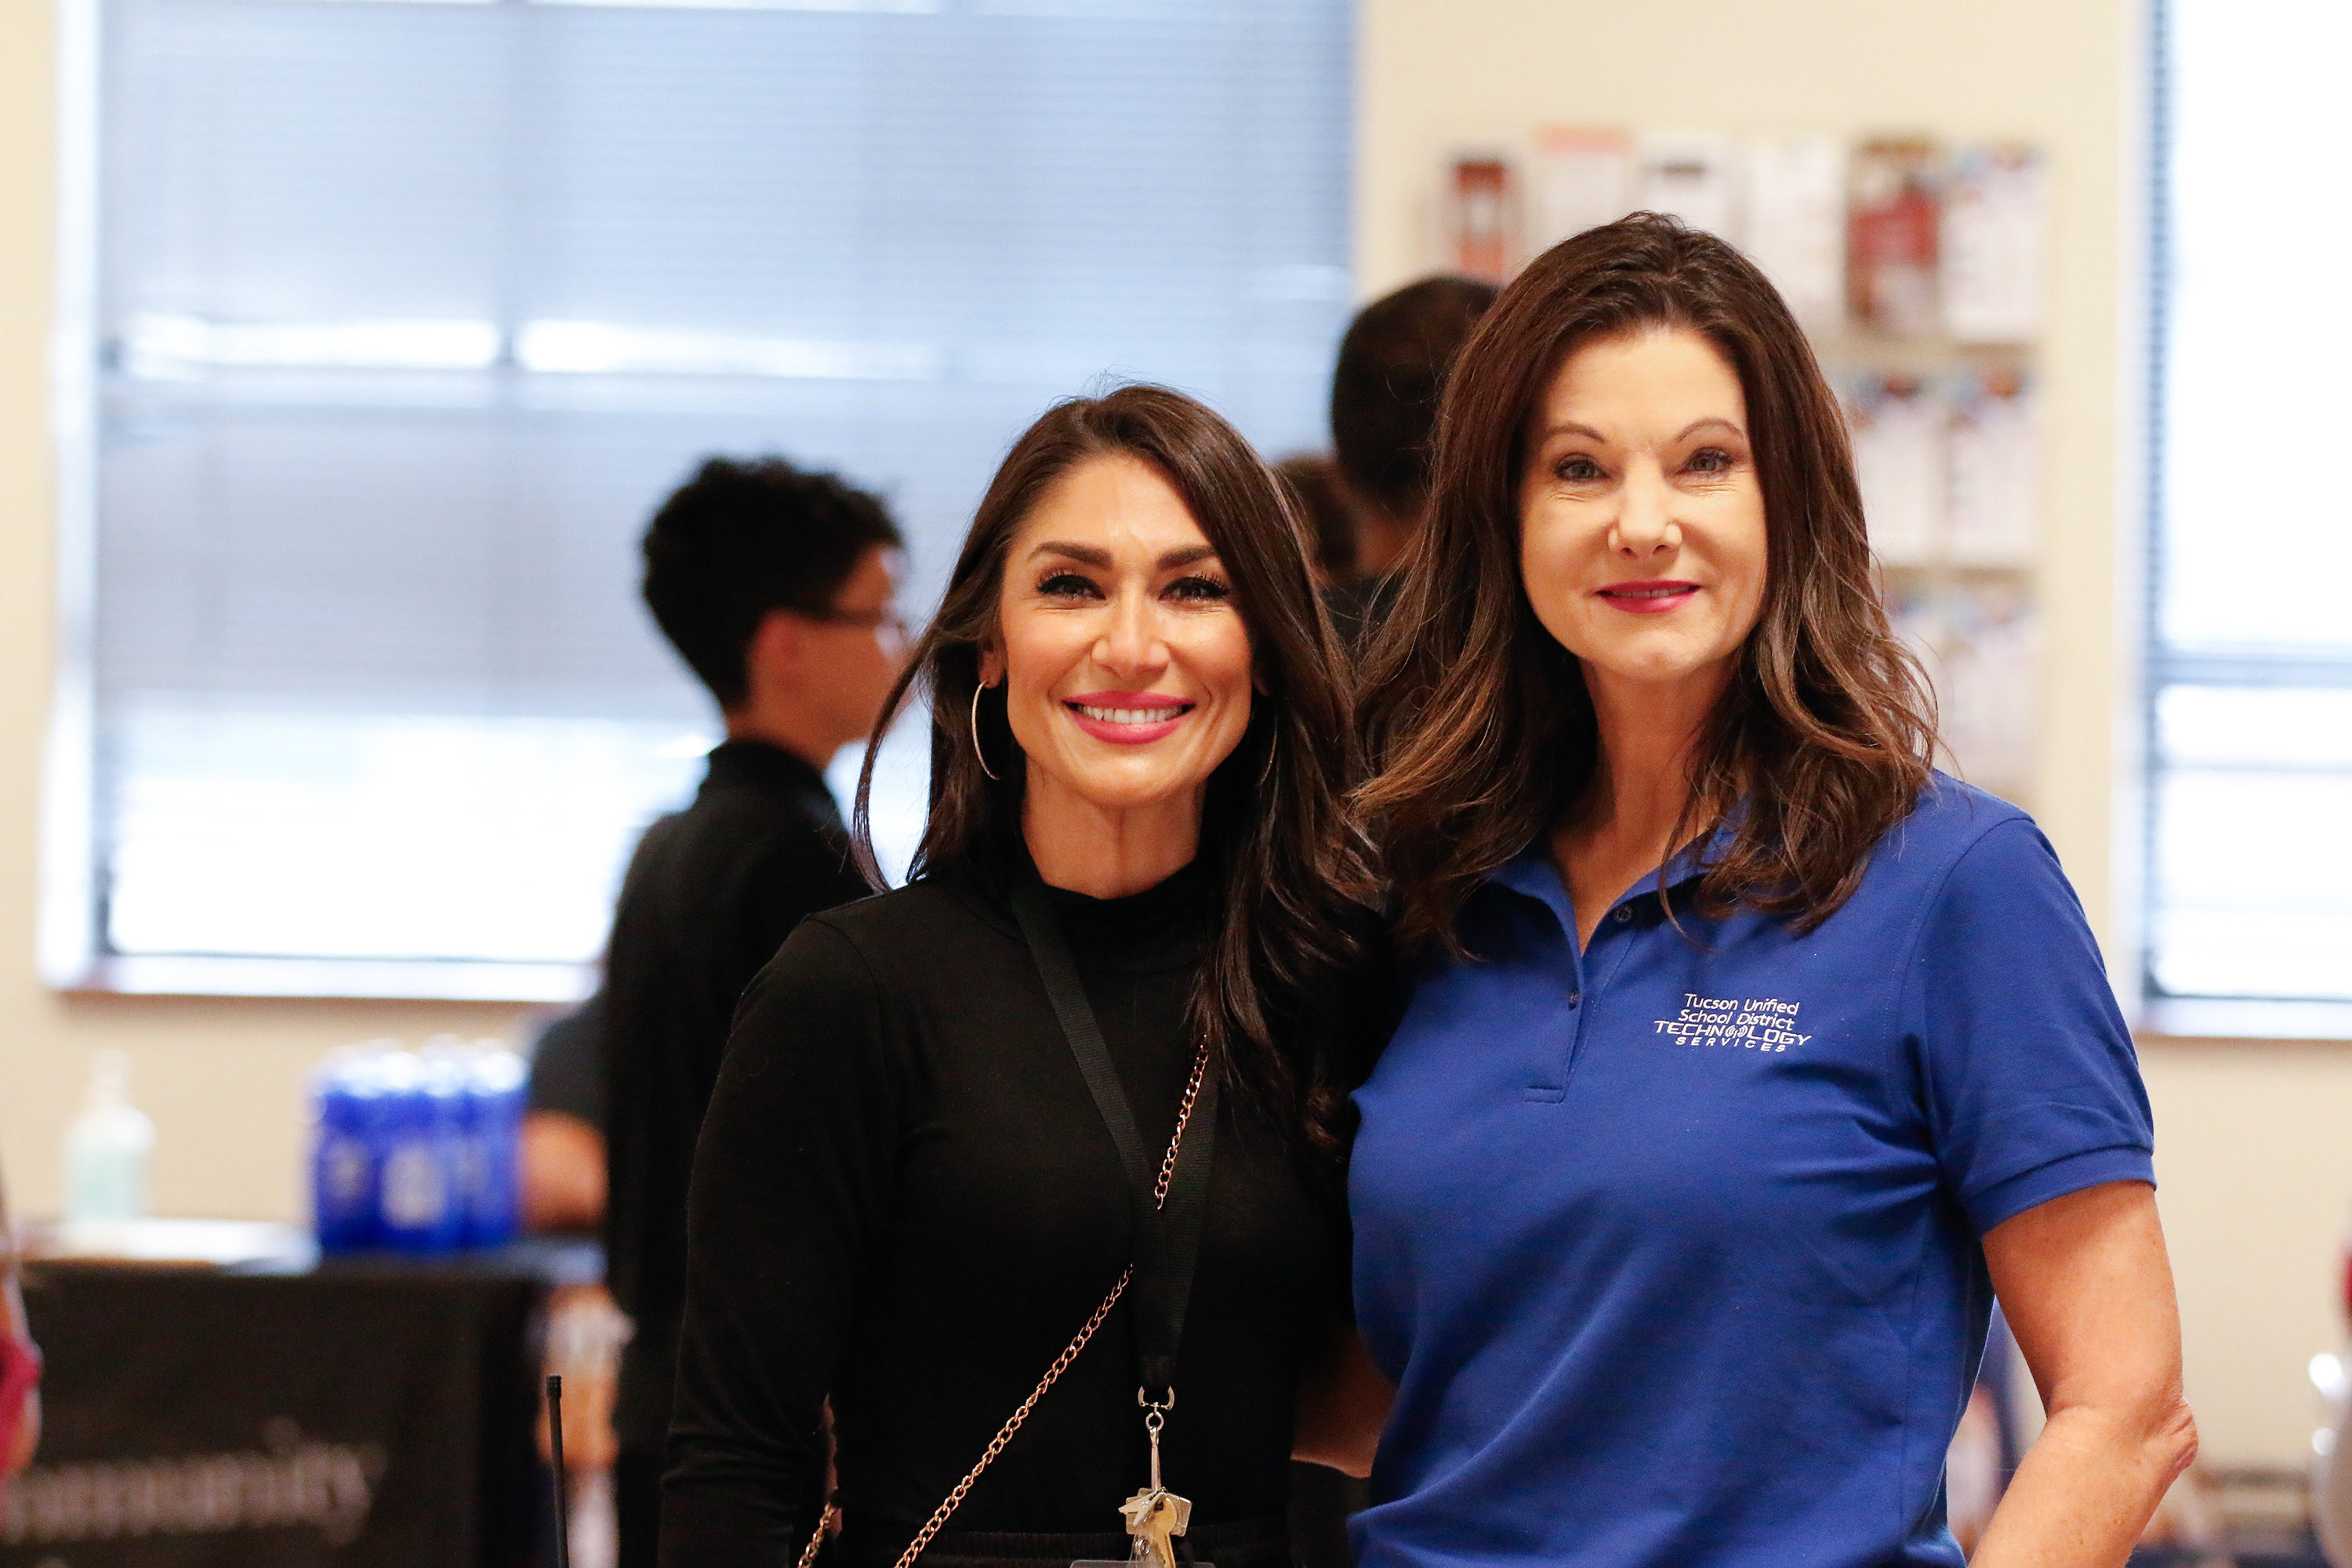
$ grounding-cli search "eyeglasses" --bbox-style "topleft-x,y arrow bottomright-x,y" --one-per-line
797,604 -> 908,640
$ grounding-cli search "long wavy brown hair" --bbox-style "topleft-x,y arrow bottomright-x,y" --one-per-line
855,385 -> 1380,1161
1359,214 -> 1936,953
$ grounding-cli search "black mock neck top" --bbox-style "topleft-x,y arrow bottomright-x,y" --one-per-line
660,837 -> 1348,1567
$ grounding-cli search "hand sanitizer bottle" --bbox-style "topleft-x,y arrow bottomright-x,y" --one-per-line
66,1048 -> 155,1222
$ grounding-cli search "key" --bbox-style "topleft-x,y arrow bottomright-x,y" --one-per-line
1102,1394 -> 1196,1568
1120,1486 -> 1192,1568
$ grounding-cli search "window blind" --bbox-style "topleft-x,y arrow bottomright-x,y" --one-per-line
88,0 -> 1354,993
2151,0 -> 2352,1009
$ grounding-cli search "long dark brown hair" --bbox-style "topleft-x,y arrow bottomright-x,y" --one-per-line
1359,214 -> 1936,953
855,385 -> 1377,1160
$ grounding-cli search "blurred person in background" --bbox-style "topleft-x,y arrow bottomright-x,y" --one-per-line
521,997 -> 607,1235
661,387 -> 1383,1568
1323,276 -> 1497,650
1273,452 -> 1359,590
1342,216 -> 2194,1567
1,1167 -> 40,1485
606,456 -> 906,1568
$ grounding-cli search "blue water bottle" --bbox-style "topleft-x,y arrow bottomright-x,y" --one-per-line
459,1044 -> 528,1250
310,1043 -> 392,1254
377,1048 -> 466,1253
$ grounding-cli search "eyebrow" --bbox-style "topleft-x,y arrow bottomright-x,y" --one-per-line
1671,417 -> 1748,443
1026,540 -> 1221,572
1535,416 -> 1749,445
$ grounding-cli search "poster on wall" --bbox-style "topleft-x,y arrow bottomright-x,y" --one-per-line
1947,366 -> 2038,566
1848,138 -> 1941,335
1942,144 -> 2047,343
1939,581 -> 2038,799
1633,131 -> 1738,241
1529,126 -> 1631,255
1888,585 -> 2038,802
1446,154 -> 1516,283
1849,372 -> 1947,566
1741,134 -> 1846,328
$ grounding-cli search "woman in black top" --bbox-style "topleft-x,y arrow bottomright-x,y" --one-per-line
662,387 -> 1377,1568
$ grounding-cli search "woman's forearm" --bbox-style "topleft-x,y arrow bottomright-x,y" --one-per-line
1976,1182 -> 2196,1567
1968,1396 -> 2198,1568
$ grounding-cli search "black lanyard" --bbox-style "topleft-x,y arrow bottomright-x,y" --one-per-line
1009,873 -> 1218,1406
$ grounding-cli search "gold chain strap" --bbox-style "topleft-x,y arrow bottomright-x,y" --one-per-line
797,1506 -> 838,1568
794,1041 -> 1213,1568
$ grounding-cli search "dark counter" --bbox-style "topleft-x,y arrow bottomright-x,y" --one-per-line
1,1243 -> 594,1568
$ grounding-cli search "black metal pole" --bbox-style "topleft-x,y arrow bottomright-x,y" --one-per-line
547,1374 -> 573,1568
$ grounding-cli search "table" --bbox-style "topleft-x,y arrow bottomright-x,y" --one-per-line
1,1240 -> 595,1568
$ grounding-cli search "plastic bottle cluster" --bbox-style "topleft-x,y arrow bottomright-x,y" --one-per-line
309,1036 -> 529,1254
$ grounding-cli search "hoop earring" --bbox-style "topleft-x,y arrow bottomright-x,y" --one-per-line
970,681 -> 1001,782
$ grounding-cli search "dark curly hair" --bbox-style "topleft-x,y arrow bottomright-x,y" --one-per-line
641,456 -> 903,710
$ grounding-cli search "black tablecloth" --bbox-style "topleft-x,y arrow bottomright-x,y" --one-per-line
1,1250 -> 579,1568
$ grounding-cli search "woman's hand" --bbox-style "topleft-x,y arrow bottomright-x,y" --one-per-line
1293,1318 -> 1394,1479
1972,1181 -> 2198,1567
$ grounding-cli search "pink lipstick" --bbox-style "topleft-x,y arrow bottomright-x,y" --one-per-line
1063,690 -> 1196,746
1596,579 -> 1700,615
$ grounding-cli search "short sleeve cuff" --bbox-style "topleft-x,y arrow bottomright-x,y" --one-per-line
1964,1145 -> 2155,1236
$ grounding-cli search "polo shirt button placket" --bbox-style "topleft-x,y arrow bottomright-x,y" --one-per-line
1613,905 -> 1634,924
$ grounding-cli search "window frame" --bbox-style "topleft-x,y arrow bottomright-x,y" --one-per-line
2137,0 -> 2352,1041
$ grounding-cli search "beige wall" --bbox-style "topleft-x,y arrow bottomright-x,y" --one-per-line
0,0 -> 2338,1470
2143,1041 -> 2352,1469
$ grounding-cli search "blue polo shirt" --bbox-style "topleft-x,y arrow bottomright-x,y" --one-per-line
1348,777 -> 2154,1568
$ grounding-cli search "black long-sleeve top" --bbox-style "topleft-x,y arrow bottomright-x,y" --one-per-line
661,839 -> 1348,1568
604,740 -> 873,1450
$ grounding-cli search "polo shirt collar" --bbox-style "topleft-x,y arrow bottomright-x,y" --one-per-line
1658,805 -> 1745,891
1486,800 -> 1749,917
1489,846 -> 1578,931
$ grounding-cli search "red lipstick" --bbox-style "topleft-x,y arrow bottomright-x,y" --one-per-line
1596,579 -> 1700,615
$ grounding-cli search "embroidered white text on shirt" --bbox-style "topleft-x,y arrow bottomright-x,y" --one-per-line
1652,994 -> 1810,1052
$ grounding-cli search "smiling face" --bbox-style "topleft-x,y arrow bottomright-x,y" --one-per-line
984,452 -> 1255,826
1518,325 -> 1769,706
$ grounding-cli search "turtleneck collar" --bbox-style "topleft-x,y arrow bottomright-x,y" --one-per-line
966,817 -> 1213,975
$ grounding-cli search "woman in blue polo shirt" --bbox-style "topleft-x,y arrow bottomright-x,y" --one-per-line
1342,215 -> 2194,1567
